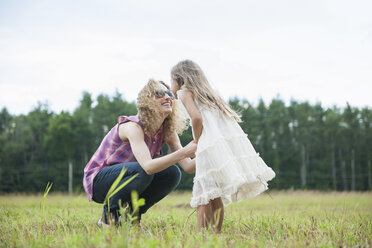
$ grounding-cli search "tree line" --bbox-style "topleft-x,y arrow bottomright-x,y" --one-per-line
0,91 -> 371,193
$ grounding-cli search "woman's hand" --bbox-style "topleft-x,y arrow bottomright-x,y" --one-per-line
166,132 -> 197,174
177,140 -> 197,174
183,140 -> 197,158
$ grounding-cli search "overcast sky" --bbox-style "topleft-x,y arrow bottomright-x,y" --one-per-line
0,0 -> 371,115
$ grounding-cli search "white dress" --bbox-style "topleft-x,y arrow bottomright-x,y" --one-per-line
177,90 -> 276,208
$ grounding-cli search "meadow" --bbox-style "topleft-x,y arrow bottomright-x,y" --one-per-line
0,191 -> 371,247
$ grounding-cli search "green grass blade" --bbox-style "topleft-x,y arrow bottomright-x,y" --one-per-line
107,173 -> 138,199
104,167 -> 127,219
103,167 -> 138,224
130,190 -> 145,224
41,182 -> 53,212
104,167 -> 128,204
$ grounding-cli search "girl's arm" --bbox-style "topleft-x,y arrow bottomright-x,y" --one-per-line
166,131 -> 196,174
119,121 -> 197,175
179,90 -> 203,142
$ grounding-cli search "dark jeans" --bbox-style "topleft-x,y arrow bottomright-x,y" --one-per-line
92,162 -> 181,221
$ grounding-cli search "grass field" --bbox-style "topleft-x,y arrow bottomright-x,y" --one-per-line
0,191 -> 371,247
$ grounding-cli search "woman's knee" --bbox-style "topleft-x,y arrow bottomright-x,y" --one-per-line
134,165 -> 155,188
167,165 -> 182,188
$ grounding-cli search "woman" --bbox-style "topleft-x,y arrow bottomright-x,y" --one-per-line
83,79 -> 197,226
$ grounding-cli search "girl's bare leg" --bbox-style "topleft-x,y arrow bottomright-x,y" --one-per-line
196,203 -> 212,232
210,197 -> 224,233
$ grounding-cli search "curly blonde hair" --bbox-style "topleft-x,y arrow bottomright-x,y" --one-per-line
137,79 -> 188,142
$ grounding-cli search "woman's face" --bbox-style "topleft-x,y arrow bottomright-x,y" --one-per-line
154,83 -> 173,116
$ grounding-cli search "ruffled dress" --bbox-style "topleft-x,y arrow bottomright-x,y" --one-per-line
177,90 -> 276,208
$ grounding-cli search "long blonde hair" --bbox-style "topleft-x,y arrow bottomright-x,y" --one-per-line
137,79 -> 188,142
171,60 -> 241,122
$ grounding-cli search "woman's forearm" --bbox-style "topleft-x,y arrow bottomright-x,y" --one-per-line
142,141 -> 196,175
178,158 -> 196,174
142,148 -> 187,174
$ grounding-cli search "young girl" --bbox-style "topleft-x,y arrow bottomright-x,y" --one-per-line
171,60 -> 276,232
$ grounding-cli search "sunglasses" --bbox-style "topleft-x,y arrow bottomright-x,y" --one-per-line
154,89 -> 174,99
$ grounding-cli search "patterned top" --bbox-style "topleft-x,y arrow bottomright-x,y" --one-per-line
83,115 -> 164,201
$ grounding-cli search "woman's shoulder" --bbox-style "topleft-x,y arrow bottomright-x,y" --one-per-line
118,115 -> 144,135
118,115 -> 140,124
118,120 -> 145,141
118,116 -> 144,129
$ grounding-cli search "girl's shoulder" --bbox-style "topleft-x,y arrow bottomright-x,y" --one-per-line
176,86 -> 191,99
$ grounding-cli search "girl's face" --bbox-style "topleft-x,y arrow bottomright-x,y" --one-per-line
171,79 -> 180,99
154,83 -> 173,116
